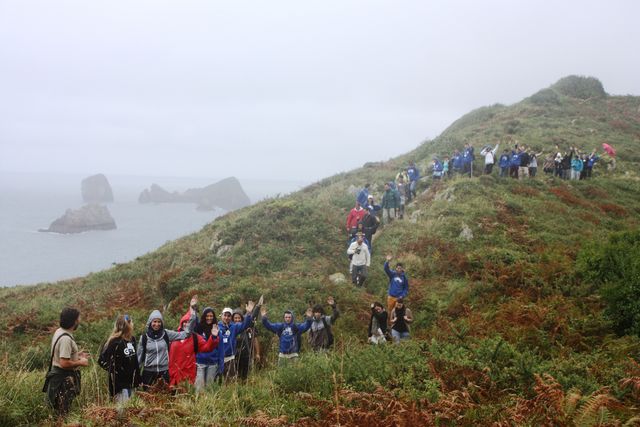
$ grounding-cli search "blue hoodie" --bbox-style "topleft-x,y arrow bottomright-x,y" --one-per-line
452,154 -> 463,170
586,155 -> 598,168
384,261 -> 409,298
195,313 -> 253,373
262,312 -> 312,354
499,153 -> 510,168
407,166 -> 420,182
462,146 -> 474,164
571,157 -> 584,172
510,151 -> 521,167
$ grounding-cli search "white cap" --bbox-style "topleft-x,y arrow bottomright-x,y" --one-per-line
222,307 -> 233,315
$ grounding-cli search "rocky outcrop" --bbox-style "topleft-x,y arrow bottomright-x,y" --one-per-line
81,174 -> 114,203
139,177 -> 251,211
40,204 -> 117,234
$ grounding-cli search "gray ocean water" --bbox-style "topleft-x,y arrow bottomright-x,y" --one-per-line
0,172 -> 306,287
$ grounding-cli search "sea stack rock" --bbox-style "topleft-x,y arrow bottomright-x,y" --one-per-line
138,177 -> 251,211
81,174 -> 114,203
40,204 -> 117,234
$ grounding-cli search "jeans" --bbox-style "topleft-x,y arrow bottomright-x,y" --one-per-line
529,167 -> 537,177
195,363 -> 218,392
500,167 -> 508,177
392,330 -> 410,343
570,169 -> 581,180
351,264 -> 368,286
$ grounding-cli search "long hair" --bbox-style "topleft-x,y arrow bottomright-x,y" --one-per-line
106,314 -> 133,346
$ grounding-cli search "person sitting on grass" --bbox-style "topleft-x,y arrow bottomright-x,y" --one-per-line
390,298 -> 413,344
261,305 -> 313,366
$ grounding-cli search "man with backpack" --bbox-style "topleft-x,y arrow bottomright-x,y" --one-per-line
44,307 -> 90,416
219,300 -> 257,381
308,297 -> 339,352
261,305 -> 313,365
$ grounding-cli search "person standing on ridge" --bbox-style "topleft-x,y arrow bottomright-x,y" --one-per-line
390,298 -> 413,343
138,296 -> 198,388
98,314 -> 141,408
368,302 -> 388,344
346,201 -> 366,239
462,142 -> 475,177
219,299 -> 257,381
308,296 -> 339,352
347,232 -> 371,287
480,143 -> 499,175
194,307 -> 222,391
356,184 -> 370,207
232,302 -> 261,381
518,146 -> 530,179
168,300 -> 220,388
499,149 -> 510,177
407,162 -> 420,199
261,305 -> 313,365
381,182 -> 398,225
44,307 -> 90,416
384,254 -> 409,316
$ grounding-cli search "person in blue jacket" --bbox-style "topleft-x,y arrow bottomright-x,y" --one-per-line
406,162 -> 420,200
509,146 -> 522,179
462,143 -> 475,177
499,149 -> 510,177
451,149 -> 463,175
195,299 -> 256,387
584,151 -> 598,179
432,157 -> 444,180
384,254 -> 409,316
356,184 -> 370,207
261,305 -> 313,366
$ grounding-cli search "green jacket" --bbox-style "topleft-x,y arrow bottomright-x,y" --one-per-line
381,189 -> 398,209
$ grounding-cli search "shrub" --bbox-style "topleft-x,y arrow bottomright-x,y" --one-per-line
577,230 -> 640,335
552,75 -> 607,100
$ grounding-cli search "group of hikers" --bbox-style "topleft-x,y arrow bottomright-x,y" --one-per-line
427,140 -> 606,181
44,294 -> 341,416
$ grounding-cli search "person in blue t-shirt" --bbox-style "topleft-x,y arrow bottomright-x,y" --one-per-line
406,162 -> 420,200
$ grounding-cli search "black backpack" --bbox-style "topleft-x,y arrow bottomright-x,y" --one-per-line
321,317 -> 334,348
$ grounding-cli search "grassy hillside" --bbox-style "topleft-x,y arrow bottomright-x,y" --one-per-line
2,76 -> 640,426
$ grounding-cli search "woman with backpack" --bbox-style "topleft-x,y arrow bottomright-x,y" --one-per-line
194,306 -> 222,391
137,296 -> 198,388
168,305 -> 219,388
99,314 -> 142,405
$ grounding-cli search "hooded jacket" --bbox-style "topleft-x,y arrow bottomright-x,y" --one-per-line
346,206 -> 366,231
137,309 -> 194,373
384,261 -> 409,298
571,157 -> 584,172
168,310 -> 219,386
356,188 -> 369,207
499,153 -> 510,168
99,336 -> 141,396
262,312 -> 312,354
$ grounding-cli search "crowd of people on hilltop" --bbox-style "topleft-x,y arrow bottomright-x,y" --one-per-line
44,293 -> 341,416
426,140 -> 608,181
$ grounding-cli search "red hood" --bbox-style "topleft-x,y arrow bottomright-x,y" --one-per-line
177,311 -> 191,332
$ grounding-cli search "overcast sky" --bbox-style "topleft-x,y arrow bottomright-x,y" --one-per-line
1,0 -> 639,181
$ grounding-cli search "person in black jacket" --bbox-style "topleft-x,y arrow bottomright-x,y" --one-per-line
368,302 -> 388,344
99,314 -> 141,407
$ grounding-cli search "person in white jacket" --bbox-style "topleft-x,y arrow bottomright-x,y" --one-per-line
480,143 -> 499,175
347,233 -> 370,287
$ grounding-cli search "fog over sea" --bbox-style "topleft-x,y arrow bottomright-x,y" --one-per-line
0,172 -> 307,287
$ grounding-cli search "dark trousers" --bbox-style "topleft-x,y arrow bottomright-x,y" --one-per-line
236,354 -> 250,380
142,370 -> 169,388
529,167 -> 537,177
484,164 -> 494,174
509,166 -> 519,178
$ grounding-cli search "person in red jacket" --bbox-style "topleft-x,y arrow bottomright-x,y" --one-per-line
169,303 -> 220,388
345,201 -> 366,239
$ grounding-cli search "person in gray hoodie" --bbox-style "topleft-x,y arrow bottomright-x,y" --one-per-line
308,296 -> 339,351
138,296 -> 197,388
